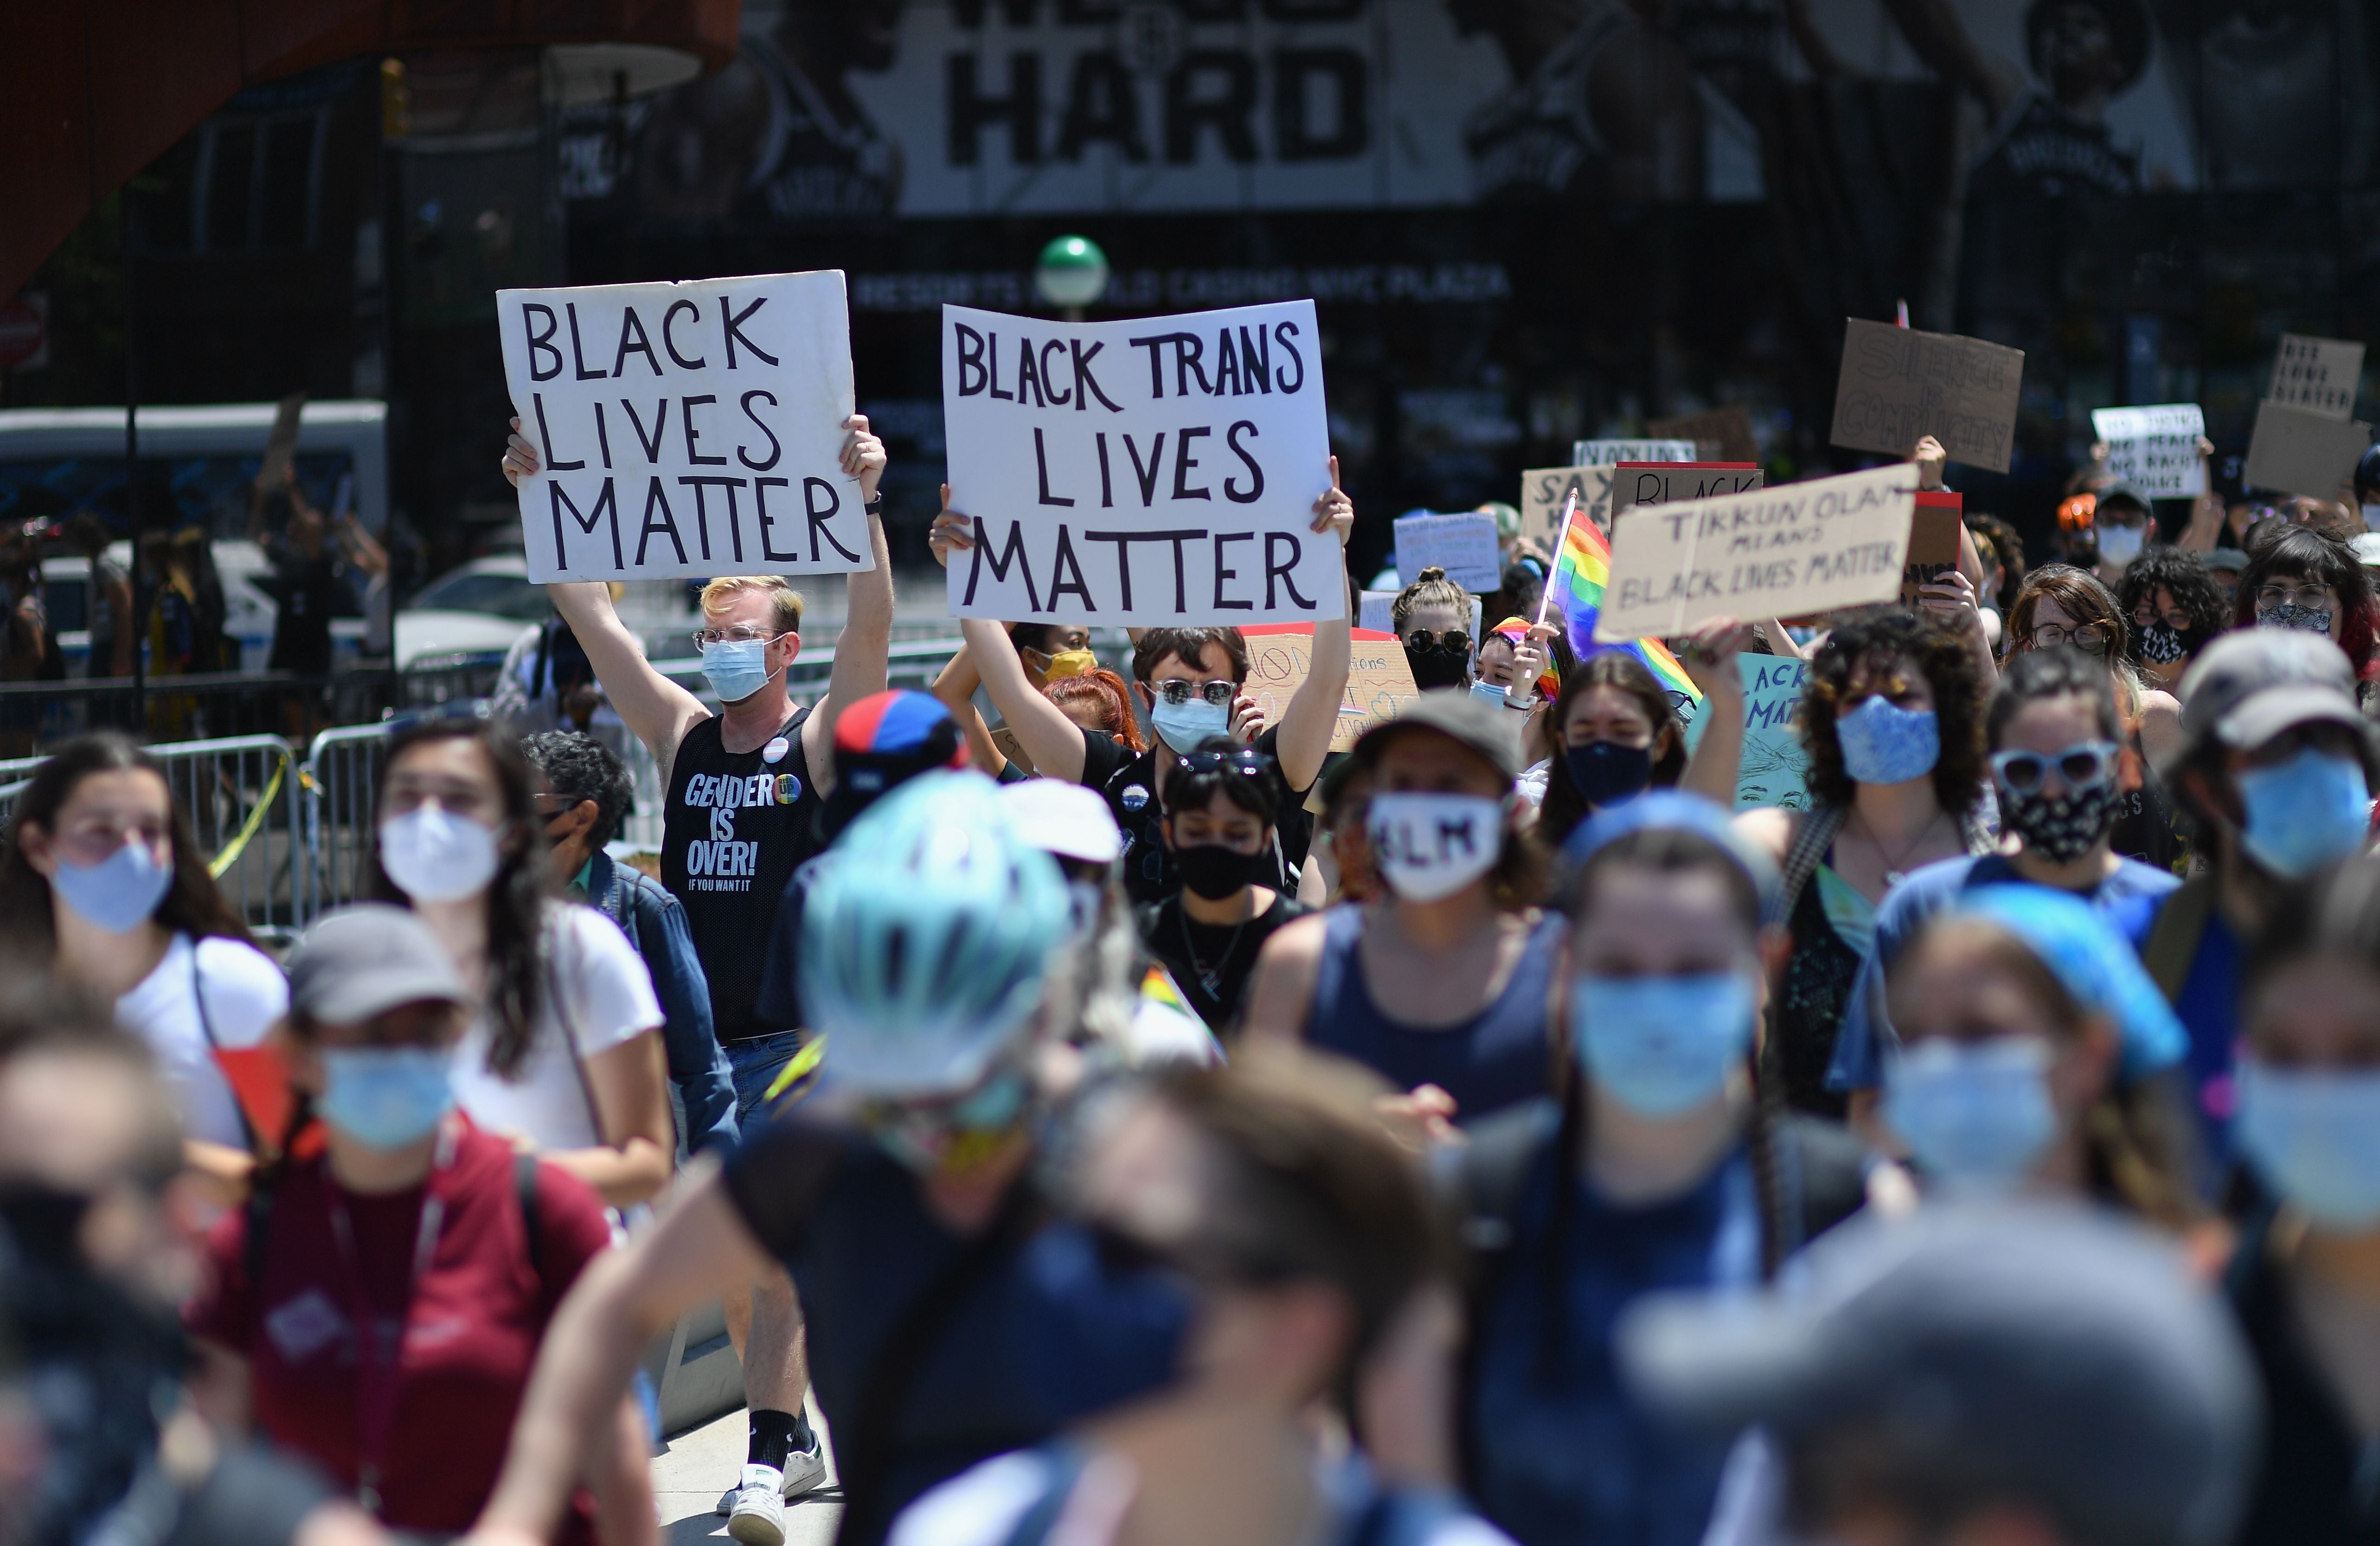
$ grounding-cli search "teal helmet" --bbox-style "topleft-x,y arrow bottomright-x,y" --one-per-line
801,770 -> 1070,1097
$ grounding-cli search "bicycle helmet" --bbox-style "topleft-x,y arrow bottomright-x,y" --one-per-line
801,769 -> 1070,1097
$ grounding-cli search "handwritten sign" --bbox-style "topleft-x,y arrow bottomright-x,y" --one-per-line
1830,318 -> 2025,473
2269,335 -> 2365,420
500,270 -> 869,583
1520,465 -> 1611,547
1649,405 -> 1759,463
1900,490 -> 1963,608
1392,511 -> 1501,591
1359,591 -> 1480,639
1242,623 -> 1416,752
943,299 -> 1337,625
1573,438 -> 1697,466
2244,400 -> 2372,499
1681,655 -> 1812,810
1597,463 -> 1920,641
1609,462 -> 1765,522
2091,404 -> 2206,497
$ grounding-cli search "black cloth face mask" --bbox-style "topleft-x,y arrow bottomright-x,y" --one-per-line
1173,841 -> 1268,899
1404,640 -> 1473,690
1563,740 -> 1655,808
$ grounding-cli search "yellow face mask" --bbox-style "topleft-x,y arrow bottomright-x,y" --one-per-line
1041,648 -> 1098,680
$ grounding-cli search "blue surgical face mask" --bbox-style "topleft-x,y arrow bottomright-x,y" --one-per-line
1884,1037 -> 2058,1187
700,638 -> 778,703
318,1046 -> 455,1151
50,839 -> 173,934
1150,696 -> 1231,754
1835,695 -> 1941,786
2233,1058 -> 2380,1230
1571,971 -> 1757,1117
2239,747 -> 2371,878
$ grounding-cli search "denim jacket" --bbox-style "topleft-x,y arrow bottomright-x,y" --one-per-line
582,849 -> 740,1155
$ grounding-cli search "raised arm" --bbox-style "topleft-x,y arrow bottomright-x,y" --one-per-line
1274,457 -> 1356,793
931,644 -> 1010,776
1677,618 -> 1751,808
931,487 -> 1092,783
504,420 -> 709,769
799,416 -> 893,794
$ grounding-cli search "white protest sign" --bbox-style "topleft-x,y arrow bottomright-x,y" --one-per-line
1609,462 -> 1765,520
498,271 -> 868,584
1393,511 -> 1501,591
2090,404 -> 2205,497
2269,335 -> 2365,420
1830,318 -> 2025,472
1596,463 -> 1919,641
1572,438 -> 1697,466
1681,654 -> 1812,810
2244,400 -> 2372,499
1358,591 -> 1480,639
1520,465 -> 1611,546
943,300 -> 1337,626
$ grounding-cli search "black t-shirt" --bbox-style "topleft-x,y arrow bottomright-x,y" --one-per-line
264,547 -> 344,674
1088,725 -> 1306,905
661,709 -> 824,1043
2227,1205 -> 2380,1546
1136,892 -> 1311,1034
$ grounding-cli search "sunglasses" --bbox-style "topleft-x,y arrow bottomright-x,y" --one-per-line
1153,679 -> 1236,707
1404,629 -> 1471,654
1991,740 -> 2121,796
1173,748 -> 1274,778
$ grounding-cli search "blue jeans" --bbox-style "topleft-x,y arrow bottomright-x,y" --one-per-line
725,1031 -> 807,1132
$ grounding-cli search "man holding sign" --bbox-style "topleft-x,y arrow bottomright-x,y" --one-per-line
499,268 -> 892,1536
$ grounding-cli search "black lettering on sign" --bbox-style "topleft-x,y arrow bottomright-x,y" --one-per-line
738,391 -> 781,471
523,304 -> 562,382
680,476 -> 747,564
1213,532 -> 1254,611
681,395 -> 725,465
956,323 -> 989,396
621,399 -> 670,462
719,295 -> 776,368
612,307 -> 663,378
593,403 -> 613,468
1264,531 -> 1315,611
567,303 -> 605,380
988,332 -> 1014,400
635,478 -> 687,566
755,478 -> 796,561
1072,340 -> 1123,411
1273,321 -> 1305,393
551,479 -> 621,571
1035,428 -> 1075,507
965,516 -> 1041,611
1049,526 -> 1094,611
663,299 -> 706,370
1174,426 -> 1212,500
1124,432 -> 1167,506
803,479 -> 863,564
532,393 -> 585,472
1041,340 -> 1071,405
1224,421 -> 1263,503
1017,335 -> 1048,407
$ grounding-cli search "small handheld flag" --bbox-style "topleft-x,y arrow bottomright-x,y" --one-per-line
1542,490 -> 1702,704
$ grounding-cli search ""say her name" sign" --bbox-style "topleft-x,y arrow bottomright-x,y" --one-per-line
943,300 -> 1340,626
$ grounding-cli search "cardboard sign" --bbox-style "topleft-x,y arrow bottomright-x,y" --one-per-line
1681,655 -> 1812,810
1597,463 -> 1920,641
2269,334 -> 2365,421
1393,511 -> 1502,591
1830,317 -> 2026,473
1242,623 -> 1416,752
1649,404 -> 1759,463
2091,404 -> 2206,497
500,270 -> 867,584
1900,490 -> 1964,608
2244,399 -> 2373,499
1520,465 -> 1611,546
256,391 -> 307,494
1609,462 -> 1764,521
1572,437 -> 1697,466
943,299 -> 1337,626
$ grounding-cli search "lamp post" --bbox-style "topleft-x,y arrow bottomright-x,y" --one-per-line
1034,235 -> 1110,321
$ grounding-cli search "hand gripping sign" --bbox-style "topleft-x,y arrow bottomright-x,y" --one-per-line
943,300 -> 1341,626
498,270 -> 871,584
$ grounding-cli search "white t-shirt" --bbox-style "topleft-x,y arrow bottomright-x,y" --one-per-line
116,933 -> 289,1149
450,904 -> 661,1152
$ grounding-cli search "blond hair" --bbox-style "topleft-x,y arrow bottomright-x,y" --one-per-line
699,576 -> 804,634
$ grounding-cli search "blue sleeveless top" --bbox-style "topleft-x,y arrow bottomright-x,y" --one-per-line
1303,906 -> 1562,1121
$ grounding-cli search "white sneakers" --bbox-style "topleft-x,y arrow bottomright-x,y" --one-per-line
718,1446 -> 831,1546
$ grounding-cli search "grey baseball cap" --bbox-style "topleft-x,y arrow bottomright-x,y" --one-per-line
1619,1202 -> 2261,1546
2096,482 -> 2158,521
1350,687 -> 1521,782
2168,628 -> 2368,775
287,904 -> 469,1024
2205,546 -> 2250,575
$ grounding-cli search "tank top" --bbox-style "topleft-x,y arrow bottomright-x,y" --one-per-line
1303,907 -> 1562,1121
661,709 -> 821,1044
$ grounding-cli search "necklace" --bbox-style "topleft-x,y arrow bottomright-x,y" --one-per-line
1177,901 -> 1252,1002
1854,808 -> 1947,889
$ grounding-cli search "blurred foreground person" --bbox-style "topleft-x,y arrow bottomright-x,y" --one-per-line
1454,795 -> 1870,1546
0,983 -> 382,1546
1622,1203 -> 2260,1546
2226,859 -> 2380,1546
888,1048 -> 1512,1546
462,773 -> 1189,1546
187,908 -> 648,1546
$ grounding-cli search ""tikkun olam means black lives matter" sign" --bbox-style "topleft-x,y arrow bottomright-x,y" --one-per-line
498,270 -> 873,584
942,300 -> 1341,626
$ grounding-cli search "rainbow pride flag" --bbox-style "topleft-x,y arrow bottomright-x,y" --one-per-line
1548,508 -> 1702,704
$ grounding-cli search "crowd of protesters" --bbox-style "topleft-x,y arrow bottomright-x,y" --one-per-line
6,406 -> 2380,1546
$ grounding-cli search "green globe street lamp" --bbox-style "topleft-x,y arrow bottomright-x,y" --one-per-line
1034,235 -> 1110,320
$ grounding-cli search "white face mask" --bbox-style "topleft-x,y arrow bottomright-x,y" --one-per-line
2094,522 -> 2145,567
1366,792 -> 1505,902
379,805 -> 501,903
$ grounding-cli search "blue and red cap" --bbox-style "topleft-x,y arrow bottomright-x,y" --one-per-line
821,690 -> 969,839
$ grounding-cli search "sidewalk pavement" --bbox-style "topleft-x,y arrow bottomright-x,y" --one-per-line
655,1400 -> 842,1546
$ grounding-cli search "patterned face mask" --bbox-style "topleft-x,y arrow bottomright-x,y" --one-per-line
2136,620 -> 2193,664
1997,779 -> 2120,864
2258,603 -> 2334,635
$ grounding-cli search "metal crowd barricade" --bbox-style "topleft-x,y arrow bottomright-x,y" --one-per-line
302,721 -> 398,918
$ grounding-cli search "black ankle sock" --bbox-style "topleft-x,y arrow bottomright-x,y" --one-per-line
748,1408 -> 798,1472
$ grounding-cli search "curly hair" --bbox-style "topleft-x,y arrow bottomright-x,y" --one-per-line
1799,608 -> 1989,814
1964,512 -> 2026,613
2114,547 -> 2229,654
1391,566 -> 1470,635
1534,649 -> 1688,849
2235,525 -> 2376,680
520,731 -> 633,849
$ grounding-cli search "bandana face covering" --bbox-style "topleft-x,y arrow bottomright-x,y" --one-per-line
2136,620 -> 2193,665
2258,603 -> 2334,635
